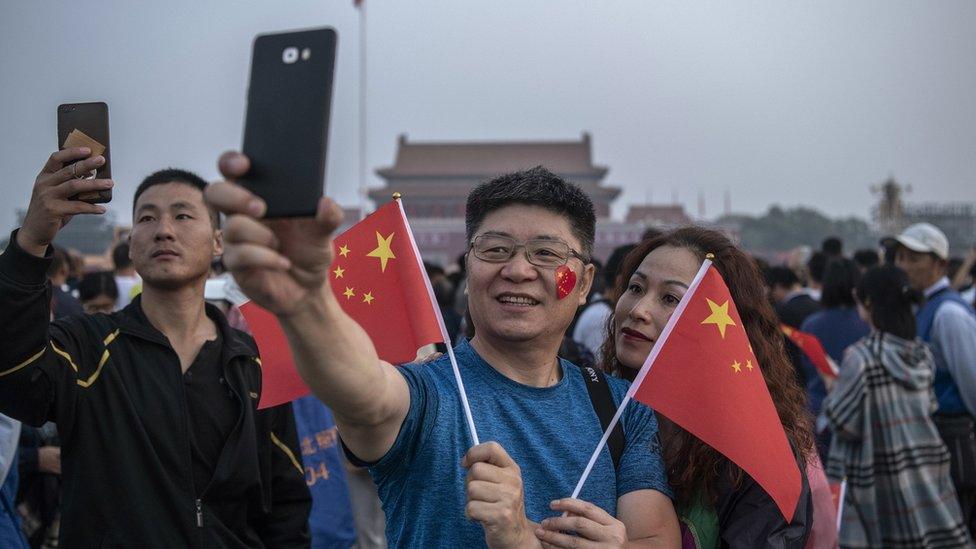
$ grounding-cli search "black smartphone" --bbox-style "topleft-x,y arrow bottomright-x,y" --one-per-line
57,102 -> 112,203
241,27 -> 337,218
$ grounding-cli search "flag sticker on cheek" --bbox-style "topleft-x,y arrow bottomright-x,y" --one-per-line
555,265 -> 577,300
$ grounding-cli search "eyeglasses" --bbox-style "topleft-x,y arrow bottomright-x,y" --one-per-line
469,234 -> 588,268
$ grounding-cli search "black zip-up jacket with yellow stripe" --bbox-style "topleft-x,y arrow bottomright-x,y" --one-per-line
0,232 -> 311,548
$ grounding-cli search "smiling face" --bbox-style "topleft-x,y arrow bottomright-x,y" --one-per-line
466,204 -> 594,349
129,182 -> 222,291
614,245 -> 702,371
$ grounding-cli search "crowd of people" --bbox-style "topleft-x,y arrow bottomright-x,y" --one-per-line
0,143 -> 974,548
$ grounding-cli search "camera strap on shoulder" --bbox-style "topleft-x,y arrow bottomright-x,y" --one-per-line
580,365 -> 625,469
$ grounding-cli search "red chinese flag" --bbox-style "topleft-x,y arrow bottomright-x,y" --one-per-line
631,264 -> 802,521
327,200 -> 444,361
239,301 -> 308,409
781,325 -> 839,379
243,200 -> 444,409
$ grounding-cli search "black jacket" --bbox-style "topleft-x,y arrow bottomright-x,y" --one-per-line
713,455 -> 813,548
0,232 -> 310,548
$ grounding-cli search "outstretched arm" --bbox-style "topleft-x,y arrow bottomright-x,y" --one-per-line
207,152 -> 410,462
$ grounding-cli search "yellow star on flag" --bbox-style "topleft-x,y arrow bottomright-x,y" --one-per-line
701,298 -> 736,339
731,360 -> 742,373
366,232 -> 396,272
362,291 -> 375,305
332,266 -> 345,279
746,359 -> 754,371
338,245 -> 351,258
343,287 -> 355,299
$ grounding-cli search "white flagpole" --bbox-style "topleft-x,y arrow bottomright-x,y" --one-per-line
836,478 -> 846,533
395,196 -> 480,446
357,0 -> 368,221
569,259 -> 713,499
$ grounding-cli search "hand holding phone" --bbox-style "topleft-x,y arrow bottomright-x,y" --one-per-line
57,102 -> 112,203
240,27 -> 337,218
206,151 -> 345,316
16,148 -> 113,257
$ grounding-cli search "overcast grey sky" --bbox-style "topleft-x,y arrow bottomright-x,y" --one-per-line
1,0 -> 974,234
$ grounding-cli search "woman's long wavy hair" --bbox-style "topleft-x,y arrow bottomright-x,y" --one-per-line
600,226 -> 813,507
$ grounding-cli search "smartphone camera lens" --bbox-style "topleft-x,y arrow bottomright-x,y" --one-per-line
282,47 -> 299,64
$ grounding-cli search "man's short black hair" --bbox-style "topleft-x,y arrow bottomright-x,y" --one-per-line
133,169 -> 219,228
112,242 -> 131,271
464,166 -> 596,261
807,251 -> 827,284
78,271 -> 119,302
853,248 -> 880,270
821,257 -> 860,308
47,246 -> 68,279
604,243 -> 637,289
821,237 -> 843,257
765,265 -> 799,289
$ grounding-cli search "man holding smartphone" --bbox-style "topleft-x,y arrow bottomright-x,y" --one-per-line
0,148 -> 310,547
207,153 -> 680,548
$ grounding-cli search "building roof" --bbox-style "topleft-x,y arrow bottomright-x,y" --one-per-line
376,133 -> 609,179
625,204 -> 693,226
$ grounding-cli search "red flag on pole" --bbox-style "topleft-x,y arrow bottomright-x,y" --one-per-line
630,263 -> 802,521
781,324 -> 839,379
242,199 -> 444,409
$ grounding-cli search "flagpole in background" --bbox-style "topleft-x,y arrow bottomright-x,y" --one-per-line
835,478 -> 846,534
395,194 -> 481,446
568,259 -> 713,500
356,0 -> 368,221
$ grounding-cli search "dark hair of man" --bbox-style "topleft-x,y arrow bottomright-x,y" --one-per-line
583,258 -> 606,297
464,166 -> 596,261
947,257 -> 963,280
602,226 -> 812,508
46,246 -> 68,279
78,271 -> 120,302
423,261 -> 445,279
603,243 -> 637,289
112,242 -> 132,271
821,237 -> 843,257
764,265 -> 799,289
855,265 -> 923,340
132,169 -> 219,229
806,251 -> 827,284
853,248 -> 880,270
820,258 -> 860,308
882,242 -> 898,264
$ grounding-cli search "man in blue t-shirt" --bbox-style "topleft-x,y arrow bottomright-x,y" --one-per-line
209,156 -> 679,547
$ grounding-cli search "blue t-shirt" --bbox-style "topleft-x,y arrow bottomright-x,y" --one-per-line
361,339 -> 671,547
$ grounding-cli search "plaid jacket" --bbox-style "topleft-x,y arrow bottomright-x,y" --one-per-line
825,332 -> 971,548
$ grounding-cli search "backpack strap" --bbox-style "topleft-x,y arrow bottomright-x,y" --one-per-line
579,365 -> 625,469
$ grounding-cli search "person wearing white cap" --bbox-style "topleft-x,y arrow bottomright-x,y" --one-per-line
889,222 -> 976,536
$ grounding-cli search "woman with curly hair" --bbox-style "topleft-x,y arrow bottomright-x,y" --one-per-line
539,227 -> 820,548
